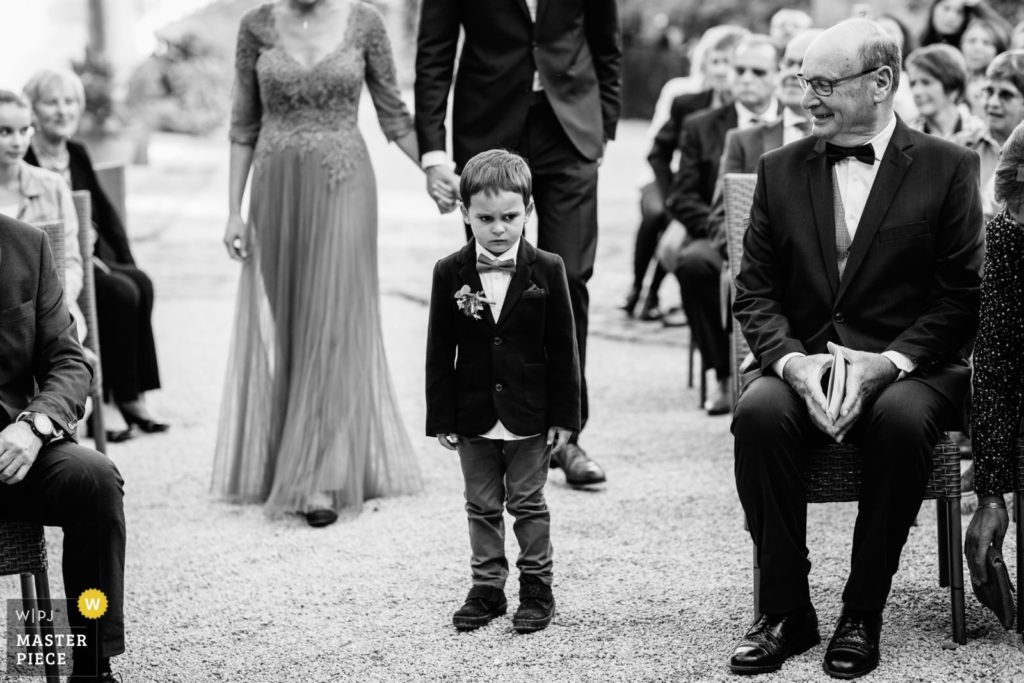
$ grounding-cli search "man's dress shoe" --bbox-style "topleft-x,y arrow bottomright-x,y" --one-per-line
453,586 -> 507,631
823,610 -> 882,679
729,607 -> 820,675
552,443 -> 606,486
303,509 -> 338,528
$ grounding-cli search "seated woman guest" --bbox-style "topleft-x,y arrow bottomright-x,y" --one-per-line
965,120 -> 1024,596
959,17 -> 1012,116
906,44 -> 984,140
23,68 -> 168,436
954,50 -> 1024,221
0,89 -> 85,340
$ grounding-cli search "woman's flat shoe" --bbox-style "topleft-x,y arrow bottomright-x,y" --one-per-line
303,509 -> 338,528
119,408 -> 170,433
87,421 -> 135,443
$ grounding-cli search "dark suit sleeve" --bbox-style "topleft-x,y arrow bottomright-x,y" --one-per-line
885,150 -> 984,361
425,261 -> 458,436
664,120 -> 710,238
27,231 -> 93,438
584,0 -> 622,143
544,255 -> 582,432
706,128 -> 746,257
647,103 -> 682,200
733,156 -> 808,370
414,0 -> 460,156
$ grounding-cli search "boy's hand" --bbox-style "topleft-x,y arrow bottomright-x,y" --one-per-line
436,433 -> 459,451
547,427 -> 572,454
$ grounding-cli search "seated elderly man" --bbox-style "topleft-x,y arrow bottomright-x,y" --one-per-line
731,19 -> 983,679
0,214 -> 125,682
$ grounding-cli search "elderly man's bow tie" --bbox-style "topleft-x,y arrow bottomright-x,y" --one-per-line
826,142 -> 875,165
476,253 -> 516,274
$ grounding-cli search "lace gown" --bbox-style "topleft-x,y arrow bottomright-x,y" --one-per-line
212,2 -> 423,516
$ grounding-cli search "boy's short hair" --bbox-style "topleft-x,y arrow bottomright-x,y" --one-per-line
459,149 -> 532,207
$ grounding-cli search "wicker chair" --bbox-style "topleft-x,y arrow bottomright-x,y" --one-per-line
723,173 -> 968,645
0,221 -> 66,683
71,190 -> 107,454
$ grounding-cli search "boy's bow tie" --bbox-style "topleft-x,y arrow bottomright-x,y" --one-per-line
476,253 -> 516,274
825,142 -> 875,165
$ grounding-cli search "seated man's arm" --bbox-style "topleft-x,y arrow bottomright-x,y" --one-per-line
30,233 -> 93,438
647,99 -> 684,200
885,150 -> 985,362
664,121 -> 711,237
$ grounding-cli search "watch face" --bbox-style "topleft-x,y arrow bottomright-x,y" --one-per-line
31,413 -> 54,437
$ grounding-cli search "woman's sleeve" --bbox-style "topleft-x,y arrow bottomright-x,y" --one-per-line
229,11 -> 263,146
363,6 -> 414,142
971,214 -> 1024,496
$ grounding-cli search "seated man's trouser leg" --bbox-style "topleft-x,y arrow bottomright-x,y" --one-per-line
733,375 -> 951,614
0,442 -> 126,660
675,238 -> 729,380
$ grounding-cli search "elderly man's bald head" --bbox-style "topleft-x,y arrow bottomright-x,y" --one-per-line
804,19 -> 902,92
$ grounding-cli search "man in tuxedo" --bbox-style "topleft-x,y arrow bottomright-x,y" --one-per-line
415,0 -> 620,487
730,20 -> 983,678
664,34 -> 781,415
0,216 -> 126,682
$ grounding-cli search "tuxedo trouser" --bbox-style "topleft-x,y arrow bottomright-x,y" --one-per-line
0,442 -> 126,668
674,238 -> 730,379
457,434 -> 553,588
94,262 -> 161,403
733,375 -> 951,614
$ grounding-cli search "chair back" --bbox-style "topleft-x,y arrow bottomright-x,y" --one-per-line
34,221 -> 66,288
71,191 -> 103,374
723,173 -> 758,388
94,161 -> 127,227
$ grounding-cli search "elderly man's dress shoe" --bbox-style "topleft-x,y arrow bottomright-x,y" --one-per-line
453,585 -> 507,631
729,607 -> 820,675
823,610 -> 881,679
551,443 -> 606,487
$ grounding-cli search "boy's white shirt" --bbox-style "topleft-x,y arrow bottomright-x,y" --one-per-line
474,238 -> 537,441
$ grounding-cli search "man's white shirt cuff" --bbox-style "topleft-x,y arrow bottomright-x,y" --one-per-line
421,151 -> 454,170
774,352 -> 805,379
881,350 -> 916,379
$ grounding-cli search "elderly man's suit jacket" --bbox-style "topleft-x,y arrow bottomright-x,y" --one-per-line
734,119 -> 984,413
0,215 -> 91,435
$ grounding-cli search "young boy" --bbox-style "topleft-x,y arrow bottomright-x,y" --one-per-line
425,149 -> 582,633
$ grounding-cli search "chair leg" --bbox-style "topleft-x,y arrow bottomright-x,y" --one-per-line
699,357 -> 708,409
945,497 -> 967,644
18,573 -> 44,670
752,542 -> 761,621
937,499 -> 950,588
1016,491 -> 1023,635
687,338 -> 695,389
89,390 -> 107,454
33,569 -> 61,683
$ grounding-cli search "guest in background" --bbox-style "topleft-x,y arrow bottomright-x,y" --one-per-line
769,8 -> 813,48
959,17 -> 1012,116
874,13 -> 919,121
629,24 -> 748,321
23,68 -> 168,438
0,90 -> 85,342
954,50 -> 1024,220
919,0 -> 1006,49
906,44 -> 984,140
965,120 -> 1024,595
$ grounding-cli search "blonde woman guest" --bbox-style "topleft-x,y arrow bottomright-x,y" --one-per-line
0,89 -> 85,341
959,17 -> 1011,116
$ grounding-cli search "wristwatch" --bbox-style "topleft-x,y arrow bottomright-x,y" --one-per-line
16,412 -> 61,446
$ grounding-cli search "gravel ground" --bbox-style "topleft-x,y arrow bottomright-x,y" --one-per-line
2,101 -> 1023,682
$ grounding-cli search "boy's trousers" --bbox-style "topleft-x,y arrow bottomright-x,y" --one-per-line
457,434 -> 553,588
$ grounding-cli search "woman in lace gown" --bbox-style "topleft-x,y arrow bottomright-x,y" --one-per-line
214,0 -> 427,526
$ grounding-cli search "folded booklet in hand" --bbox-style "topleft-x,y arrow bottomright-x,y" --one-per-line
972,546 -> 1016,630
818,345 -> 850,422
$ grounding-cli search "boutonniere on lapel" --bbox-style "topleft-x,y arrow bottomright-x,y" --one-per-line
454,285 -> 493,320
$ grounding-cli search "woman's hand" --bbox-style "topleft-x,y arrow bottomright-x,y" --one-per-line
223,214 -> 251,261
965,495 -> 1009,585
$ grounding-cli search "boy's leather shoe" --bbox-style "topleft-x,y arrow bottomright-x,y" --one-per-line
453,586 -> 507,631
729,607 -> 820,675
823,609 -> 881,679
513,579 -> 554,633
553,444 -> 606,487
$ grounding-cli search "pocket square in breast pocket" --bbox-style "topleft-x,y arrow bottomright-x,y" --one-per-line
523,284 -> 546,299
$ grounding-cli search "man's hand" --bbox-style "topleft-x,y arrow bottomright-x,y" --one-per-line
436,433 -> 459,451
828,342 -> 900,442
782,353 -> 834,436
547,426 -> 572,454
965,496 -> 1009,585
425,166 -> 459,214
0,422 -> 42,485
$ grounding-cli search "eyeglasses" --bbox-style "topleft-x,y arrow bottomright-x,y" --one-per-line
797,66 -> 882,97
734,65 -> 770,78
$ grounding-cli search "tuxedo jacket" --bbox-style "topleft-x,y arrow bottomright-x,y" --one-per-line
426,239 -> 581,437
706,119 -> 786,256
733,119 -> 984,411
0,216 -> 91,436
414,0 -> 621,168
646,89 -> 715,199
26,140 -> 135,266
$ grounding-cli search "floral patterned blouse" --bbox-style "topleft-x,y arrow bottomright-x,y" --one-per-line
971,208 -> 1024,496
